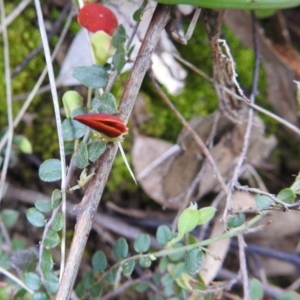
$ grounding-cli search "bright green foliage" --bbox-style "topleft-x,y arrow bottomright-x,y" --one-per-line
197,207 -> 216,225
178,206 -> 199,235
62,91 -> 83,118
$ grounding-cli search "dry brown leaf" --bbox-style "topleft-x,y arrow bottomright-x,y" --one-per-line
162,112 -> 276,207
132,134 -> 176,208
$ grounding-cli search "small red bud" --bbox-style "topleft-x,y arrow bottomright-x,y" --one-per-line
73,113 -> 128,138
77,3 -> 118,35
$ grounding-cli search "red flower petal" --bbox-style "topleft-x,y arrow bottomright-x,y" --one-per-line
73,113 -> 128,138
77,3 -> 118,35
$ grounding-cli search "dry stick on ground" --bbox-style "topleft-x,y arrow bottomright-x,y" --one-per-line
55,5 -> 173,299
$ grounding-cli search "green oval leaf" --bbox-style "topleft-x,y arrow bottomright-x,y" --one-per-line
40,250 -> 54,273
185,249 -> 205,276
39,159 -> 62,182
75,142 -> 89,169
26,208 -> 45,227
139,256 -> 152,268
88,140 -> 106,163
62,91 -> 83,118
156,225 -> 173,247
255,194 -> 273,209
43,271 -> 59,294
83,270 -> 93,289
35,200 -> 52,213
51,213 -> 63,232
24,272 -> 41,291
122,259 -> 135,276
134,234 -> 150,253
227,213 -> 245,228
111,25 -> 127,48
106,267 -> 117,285
98,92 -> 118,114
90,283 -> 102,298
197,207 -> 216,225
32,292 -> 48,300
73,65 -> 108,88
62,118 -> 86,141
277,188 -> 295,204
92,251 -> 107,272
1,209 -> 19,228
51,189 -> 62,209
250,278 -> 263,300
113,237 -> 128,260
44,229 -> 60,249
178,208 -> 199,235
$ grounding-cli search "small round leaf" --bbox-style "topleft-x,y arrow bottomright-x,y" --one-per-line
185,249 -> 205,276
39,159 -> 62,182
24,272 -> 41,291
40,251 -> 54,273
250,278 -> 263,300
227,213 -> 245,228
139,256 -> 152,268
44,229 -> 60,249
44,271 -> 59,294
92,251 -> 107,272
156,225 -> 173,247
255,194 -> 273,209
88,140 -> 106,163
75,142 -> 89,169
73,65 -> 108,89
35,200 -> 52,213
122,259 -> 135,276
1,209 -> 19,228
26,208 -> 45,228
113,237 -> 128,260
134,234 -> 150,253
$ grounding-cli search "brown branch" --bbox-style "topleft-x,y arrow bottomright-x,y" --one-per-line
55,4 -> 172,299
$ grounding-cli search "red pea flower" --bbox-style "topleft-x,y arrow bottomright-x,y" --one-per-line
73,113 -> 128,139
77,3 -> 118,35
